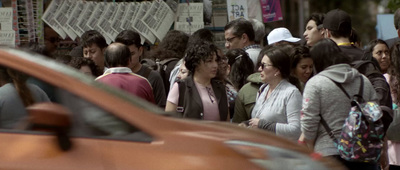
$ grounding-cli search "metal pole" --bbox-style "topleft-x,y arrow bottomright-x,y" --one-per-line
298,0 -> 304,37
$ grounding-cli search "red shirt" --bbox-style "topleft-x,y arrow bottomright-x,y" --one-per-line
96,67 -> 155,103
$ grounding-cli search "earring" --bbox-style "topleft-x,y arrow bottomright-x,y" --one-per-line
274,73 -> 278,77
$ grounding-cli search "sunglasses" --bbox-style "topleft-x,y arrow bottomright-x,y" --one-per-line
260,63 -> 273,70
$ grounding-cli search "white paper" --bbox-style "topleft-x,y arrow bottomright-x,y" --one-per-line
0,30 -> 15,47
226,0 -> 248,21
131,2 -> 156,44
174,3 -> 204,35
42,0 -> 67,39
96,3 -> 117,43
0,8 -> 13,23
54,0 -> 77,40
174,22 -> 204,35
205,3 -> 228,28
76,2 -> 96,37
67,1 -> 86,38
0,22 -> 12,30
175,3 -> 203,22
86,2 -> 106,30
142,0 -> 175,41
87,2 -> 112,44
110,3 -> 127,40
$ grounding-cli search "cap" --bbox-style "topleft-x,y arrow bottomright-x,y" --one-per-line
323,9 -> 351,32
267,27 -> 301,45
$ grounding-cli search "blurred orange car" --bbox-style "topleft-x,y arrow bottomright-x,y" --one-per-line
0,48 -> 343,170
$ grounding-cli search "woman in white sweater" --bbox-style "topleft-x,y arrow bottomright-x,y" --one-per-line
246,46 -> 302,141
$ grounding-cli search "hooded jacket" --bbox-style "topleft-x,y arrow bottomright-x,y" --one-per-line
232,73 -> 263,123
301,64 -> 377,156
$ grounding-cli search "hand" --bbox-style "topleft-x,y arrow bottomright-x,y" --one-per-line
238,123 -> 247,127
249,118 -> 260,128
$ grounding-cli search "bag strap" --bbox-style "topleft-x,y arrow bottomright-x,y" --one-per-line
331,81 -> 351,99
142,66 -> 152,79
318,75 -> 363,143
319,115 -> 338,143
177,81 -> 186,111
354,76 -> 364,103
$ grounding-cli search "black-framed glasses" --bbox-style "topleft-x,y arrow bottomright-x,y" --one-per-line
225,36 -> 237,44
260,63 -> 273,70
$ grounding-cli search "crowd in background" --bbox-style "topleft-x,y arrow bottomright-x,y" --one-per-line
3,7 -> 400,170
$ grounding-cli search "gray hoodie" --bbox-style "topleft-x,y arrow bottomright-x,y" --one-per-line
301,64 -> 377,156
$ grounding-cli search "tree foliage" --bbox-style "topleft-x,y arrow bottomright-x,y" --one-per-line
388,0 -> 400,11
308,0 -> 378,45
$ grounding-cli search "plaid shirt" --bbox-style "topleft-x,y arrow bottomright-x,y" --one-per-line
243,44 -> 261,51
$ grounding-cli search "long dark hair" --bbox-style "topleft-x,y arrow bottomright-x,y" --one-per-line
363,39 -> 389,72
0,67 -> 34,107
290,46 -> 313,82
310,39 -> 351,73
226,49 -> 254,90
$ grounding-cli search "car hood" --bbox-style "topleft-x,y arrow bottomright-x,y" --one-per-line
157,118 -> 309,154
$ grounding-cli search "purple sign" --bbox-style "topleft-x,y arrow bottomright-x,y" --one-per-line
260,0 -> 283,23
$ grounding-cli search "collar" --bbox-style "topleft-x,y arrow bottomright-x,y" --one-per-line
337,42 -> 354,46
103,67 -> 133,74
243,44 -> 261,51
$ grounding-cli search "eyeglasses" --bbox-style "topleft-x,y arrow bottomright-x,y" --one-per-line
225,36 -> 237,44
260,63 -> 273,70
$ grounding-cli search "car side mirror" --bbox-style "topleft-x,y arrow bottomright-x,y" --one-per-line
26,102 -> 72,151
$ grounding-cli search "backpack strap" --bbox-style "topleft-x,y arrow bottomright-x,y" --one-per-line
319,115 -> 338,143
141,66 -> 152,79
354,76 -> 364,103
159,58 -> 179,65
176,81 -> 186,113
331,81 -> 351,99
319,75 -> 363,144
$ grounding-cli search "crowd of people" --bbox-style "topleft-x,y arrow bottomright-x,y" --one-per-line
2,7 -> 400,170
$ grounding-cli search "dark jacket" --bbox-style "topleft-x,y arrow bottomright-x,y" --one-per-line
232,73 -> 263,123
177,76 -> 228,121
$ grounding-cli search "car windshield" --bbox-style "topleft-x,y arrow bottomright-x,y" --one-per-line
0,48 -> 165,141
4,48 -> 171,116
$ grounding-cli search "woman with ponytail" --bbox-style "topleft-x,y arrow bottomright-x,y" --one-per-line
242,46 -> 302,141
0,67 -> 49,129
226,49 -> 255,90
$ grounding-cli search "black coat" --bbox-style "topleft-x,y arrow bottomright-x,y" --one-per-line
176,76 -> 228,121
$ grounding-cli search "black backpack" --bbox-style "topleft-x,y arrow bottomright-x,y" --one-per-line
141,58 -> 180,94
351,59 -> 393,132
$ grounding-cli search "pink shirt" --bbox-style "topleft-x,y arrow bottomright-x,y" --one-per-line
168,82 -> 220,121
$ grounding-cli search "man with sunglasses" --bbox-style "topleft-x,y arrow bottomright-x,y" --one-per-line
224,18 -> 261,69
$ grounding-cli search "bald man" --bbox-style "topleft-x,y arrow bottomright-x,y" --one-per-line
96,43 -> 155,103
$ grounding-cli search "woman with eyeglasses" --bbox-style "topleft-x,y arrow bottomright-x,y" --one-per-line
242,46 -> 302,141
165,40 -> 229,121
